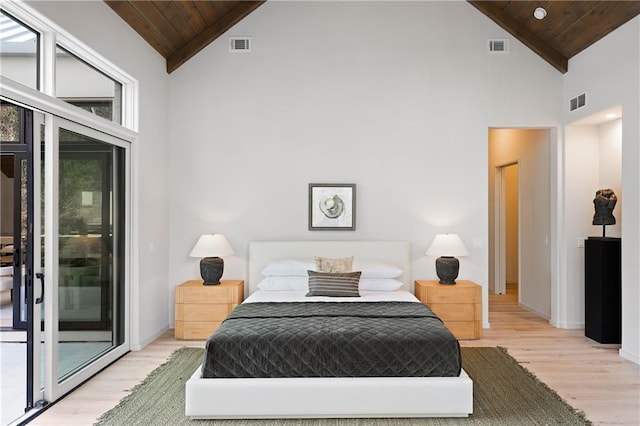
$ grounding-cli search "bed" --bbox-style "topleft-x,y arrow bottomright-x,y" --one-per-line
185,241 -> 473,419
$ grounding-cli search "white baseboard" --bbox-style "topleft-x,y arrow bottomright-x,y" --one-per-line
619,348 -> 640,365
518,301 -> 550,321
131,324 -> 170,351
548,318 -> 584,329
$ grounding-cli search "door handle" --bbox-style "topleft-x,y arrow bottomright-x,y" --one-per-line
35,273 -> 44,304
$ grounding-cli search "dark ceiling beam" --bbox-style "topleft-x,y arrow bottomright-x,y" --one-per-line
166,1 -> 265,74
467,1 -> 568,73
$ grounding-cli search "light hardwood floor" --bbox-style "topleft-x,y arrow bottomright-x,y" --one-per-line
30,284 -> 640,425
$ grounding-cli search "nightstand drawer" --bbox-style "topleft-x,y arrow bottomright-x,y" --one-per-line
175,303 -> 235,322
175,321 -> 222,340
176,286 -> 241,304
429,303 -> 478,322
425,287 -> 480,304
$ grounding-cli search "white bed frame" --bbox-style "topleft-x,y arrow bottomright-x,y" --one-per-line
185,241 -> 473,419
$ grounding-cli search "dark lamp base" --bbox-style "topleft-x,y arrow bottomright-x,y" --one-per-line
200,257 -> 224,285
435,256 -> 460,285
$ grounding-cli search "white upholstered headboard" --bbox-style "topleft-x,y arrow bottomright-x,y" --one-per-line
248,241 -> 412,295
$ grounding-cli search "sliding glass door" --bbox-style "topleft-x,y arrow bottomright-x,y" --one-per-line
1,107 -> 130,423
43,117 -> 128,401
0,101 -> 44,424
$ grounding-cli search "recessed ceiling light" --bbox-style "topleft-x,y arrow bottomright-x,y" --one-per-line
534,7 -> 547,20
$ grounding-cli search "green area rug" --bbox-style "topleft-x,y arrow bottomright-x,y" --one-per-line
95,347 -> 590,425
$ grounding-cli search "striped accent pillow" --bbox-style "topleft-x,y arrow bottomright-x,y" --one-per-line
306,270 -> 361,297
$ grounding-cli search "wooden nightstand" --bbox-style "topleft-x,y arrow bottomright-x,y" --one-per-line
175,279 -> 244,340
414,280 -> 482,340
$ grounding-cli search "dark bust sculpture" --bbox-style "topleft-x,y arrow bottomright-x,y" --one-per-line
592,189 -> 617,226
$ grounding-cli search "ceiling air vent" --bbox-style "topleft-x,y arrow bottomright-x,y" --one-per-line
230,37 -> 251,52
488,39 -> 509,53
570,93 -> 587,111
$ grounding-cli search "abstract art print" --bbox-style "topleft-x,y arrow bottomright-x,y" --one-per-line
308,183 -> 356,231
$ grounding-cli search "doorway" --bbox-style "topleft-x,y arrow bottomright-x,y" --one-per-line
488,128 -> 551,320
0,101 -> 130,425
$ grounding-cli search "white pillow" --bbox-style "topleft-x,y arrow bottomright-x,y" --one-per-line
359,278 -> 404,291
257,276 -> 403,292
261,258 -> 315,277
257,276 -> 308,291
261,258 -> 403,279
353,259 -> 403,279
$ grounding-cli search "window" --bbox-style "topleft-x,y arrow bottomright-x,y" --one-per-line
1,4 -> 135,131
0,101 -> 23,142
55,45 -> 123,124
0,10 -> 39,90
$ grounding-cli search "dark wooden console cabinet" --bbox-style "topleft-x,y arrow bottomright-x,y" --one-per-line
584,237 -> 621,344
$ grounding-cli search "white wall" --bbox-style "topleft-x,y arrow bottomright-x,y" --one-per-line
26,0 -> 172,349
488,129 -> 551,318
564,17 -> 640,363
598,119 -> 623,238
561,119 -> 622,330
168,1 -> 563,329
563,125 -> 600,328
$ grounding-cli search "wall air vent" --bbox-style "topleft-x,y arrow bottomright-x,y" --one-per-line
570,93 -> 587,111
488,39 -> 509,53
230,37 -> 251,52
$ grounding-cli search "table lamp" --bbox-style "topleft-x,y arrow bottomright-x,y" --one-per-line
189,234 -> 234,285
426,233 -> 468,284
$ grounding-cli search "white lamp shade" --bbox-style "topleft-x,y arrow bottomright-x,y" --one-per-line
426,234 -> 469,257
189,234 -> 235,258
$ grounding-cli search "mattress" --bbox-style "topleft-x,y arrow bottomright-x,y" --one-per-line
202,291 -> 461,379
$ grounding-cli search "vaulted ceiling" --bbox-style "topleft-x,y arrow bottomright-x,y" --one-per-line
468,1 -> 640,73
104,1 -> 265,73
105,1 -> 640,74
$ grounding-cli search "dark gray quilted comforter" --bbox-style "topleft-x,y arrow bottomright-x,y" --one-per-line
202,302 -> 461,378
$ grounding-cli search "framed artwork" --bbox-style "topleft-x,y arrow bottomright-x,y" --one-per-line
308,183 -> 356,231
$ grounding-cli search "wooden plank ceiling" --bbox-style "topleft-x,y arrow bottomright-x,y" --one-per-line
104,1 -> 265,73
105,1 -> 640,74
468,1 -> 640,73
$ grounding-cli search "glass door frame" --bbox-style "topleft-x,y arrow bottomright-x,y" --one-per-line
28,111 -> 45,412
